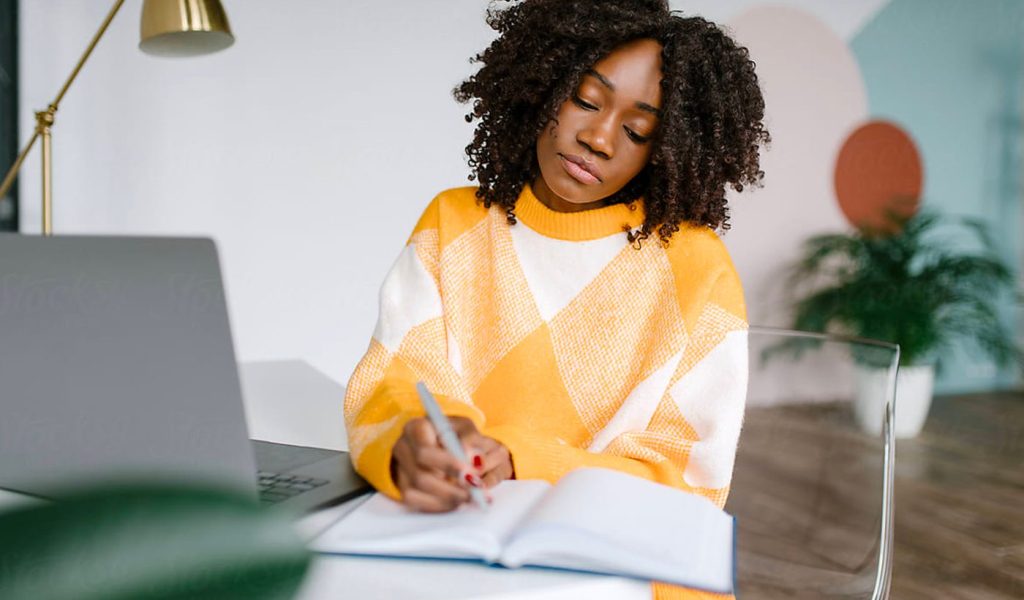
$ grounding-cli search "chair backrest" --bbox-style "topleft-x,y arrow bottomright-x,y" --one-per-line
727,326 -> 898,600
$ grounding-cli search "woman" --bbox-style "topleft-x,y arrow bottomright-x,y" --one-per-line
344,1 -> 768,596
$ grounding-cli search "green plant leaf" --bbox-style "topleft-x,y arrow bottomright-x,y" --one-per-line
0,481 -> 312,600
777,206 -> 1021,371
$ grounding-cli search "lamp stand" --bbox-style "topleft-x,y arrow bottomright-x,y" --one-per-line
0,0 -> 126,236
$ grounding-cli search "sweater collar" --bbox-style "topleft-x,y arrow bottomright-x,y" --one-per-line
514,182 -> 646,241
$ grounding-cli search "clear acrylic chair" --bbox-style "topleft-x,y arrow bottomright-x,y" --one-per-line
727,327 -> 898,599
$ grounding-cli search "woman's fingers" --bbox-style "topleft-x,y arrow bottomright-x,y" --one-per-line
402,418 -> 469,474
409,468 -> 470,507
404,417 -> 438,448
391,416 -> 514,511
459,435 -> 513,489
413,445 -> 469,480
450,416 -> 479,437
393,417 -> 477,512
433,417 -> 508,485
478,444 -> 514,488
393,449 -> 471,510
401,485 -> 468,513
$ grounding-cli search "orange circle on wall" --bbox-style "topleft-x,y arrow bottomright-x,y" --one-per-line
834,121 -> 923,232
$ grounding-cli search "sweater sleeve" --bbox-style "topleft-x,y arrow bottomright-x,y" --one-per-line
483,266 -> 748,509
343,195 -> 484,500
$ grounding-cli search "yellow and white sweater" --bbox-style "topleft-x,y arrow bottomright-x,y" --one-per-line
344,183 -> 748,600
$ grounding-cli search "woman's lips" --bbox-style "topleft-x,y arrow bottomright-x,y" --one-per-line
559,154 -> 601,185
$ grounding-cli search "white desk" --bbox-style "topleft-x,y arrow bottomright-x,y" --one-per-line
0,360 -> 649,600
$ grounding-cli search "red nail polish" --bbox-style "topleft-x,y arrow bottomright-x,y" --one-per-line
464,473 -> 482,487
473,455 -> 483,469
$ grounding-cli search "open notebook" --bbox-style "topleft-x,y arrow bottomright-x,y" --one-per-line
312,467 -> 735,594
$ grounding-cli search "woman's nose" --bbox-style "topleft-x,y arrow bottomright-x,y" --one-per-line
577,118 -> 614,160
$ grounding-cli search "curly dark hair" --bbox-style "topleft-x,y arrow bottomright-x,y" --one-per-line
453,0 -> 770,243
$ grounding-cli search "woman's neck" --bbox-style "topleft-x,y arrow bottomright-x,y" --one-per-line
530,176 -> 608,213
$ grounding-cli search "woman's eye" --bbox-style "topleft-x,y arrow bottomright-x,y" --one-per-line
625,128 -> 651,144
572,95 -> 598,110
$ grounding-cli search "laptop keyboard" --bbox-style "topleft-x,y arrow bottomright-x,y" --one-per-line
257,471 -> 329,504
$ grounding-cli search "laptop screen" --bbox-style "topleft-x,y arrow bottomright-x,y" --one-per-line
0,235 -> 257,498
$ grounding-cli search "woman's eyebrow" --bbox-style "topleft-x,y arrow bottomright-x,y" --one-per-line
584,68 -> 616,91
583,68 -> 661,117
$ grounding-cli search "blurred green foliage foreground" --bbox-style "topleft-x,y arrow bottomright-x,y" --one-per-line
0,482 -> 312,600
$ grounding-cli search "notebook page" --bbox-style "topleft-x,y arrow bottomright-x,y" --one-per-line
311,479 -> 550,563
500,468 -> 734,593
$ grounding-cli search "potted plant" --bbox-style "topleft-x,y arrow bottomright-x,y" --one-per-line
779,208 -> 1021,437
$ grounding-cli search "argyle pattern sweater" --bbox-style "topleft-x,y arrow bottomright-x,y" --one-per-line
344,183 -> 748,600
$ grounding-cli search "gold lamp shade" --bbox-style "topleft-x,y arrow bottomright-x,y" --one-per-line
139,0 -> 234,57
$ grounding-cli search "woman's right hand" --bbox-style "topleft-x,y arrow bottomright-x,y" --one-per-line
390,417 -> 481,513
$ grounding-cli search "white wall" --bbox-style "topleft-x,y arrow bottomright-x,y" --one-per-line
19,0 -> 497,384
18,0 -> 889,389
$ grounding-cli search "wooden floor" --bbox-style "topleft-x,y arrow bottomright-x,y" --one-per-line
726,391 -> 1024,599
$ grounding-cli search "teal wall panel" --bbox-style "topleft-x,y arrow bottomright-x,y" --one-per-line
852,0 -> 1024,393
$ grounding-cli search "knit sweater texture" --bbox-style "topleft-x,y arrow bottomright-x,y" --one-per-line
344,183 -> 748,600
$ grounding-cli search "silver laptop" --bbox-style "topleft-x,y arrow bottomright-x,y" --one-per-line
0,234 -> 369,512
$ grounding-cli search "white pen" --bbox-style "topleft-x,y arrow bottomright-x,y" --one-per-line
415,381 -> 489,510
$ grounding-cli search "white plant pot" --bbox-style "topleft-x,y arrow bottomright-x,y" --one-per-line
854,364 -> 935,438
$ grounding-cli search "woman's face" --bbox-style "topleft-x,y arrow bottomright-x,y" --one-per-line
533,38 -> 663,212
